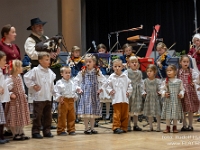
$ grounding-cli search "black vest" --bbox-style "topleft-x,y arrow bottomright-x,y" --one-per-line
29,34 -> 47,67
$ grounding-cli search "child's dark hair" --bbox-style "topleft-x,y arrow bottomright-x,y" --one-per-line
97,44 -> 107,52
178,55 -> 192,83
179,55 -> 190,64
146,64 -> 157,74
166,64 -> 177,73
0,51 -> 6,60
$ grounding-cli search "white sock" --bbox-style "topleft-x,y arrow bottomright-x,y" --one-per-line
166,119 -> 170,126
90,118 -> 95,130
173,119 -> 177,126
133,115 -> 138,126
106,103 -> 110,117
84,118 -> 89,131
183,112 -> 187,127
188,112 -> 193,127
148,116 -> 153,129
156,116 -> 161,129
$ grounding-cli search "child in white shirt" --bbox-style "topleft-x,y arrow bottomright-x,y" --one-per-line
24,52 -> 56,139
54,66 -> 77,136
106,59 -> 132,134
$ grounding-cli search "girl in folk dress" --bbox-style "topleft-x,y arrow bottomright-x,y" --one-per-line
5,60 -> 30,140
74,54 -> 106,134
177,55 -> 200,131
124,56 -> 143,131
142,64 -> 162,132
97,44 -> 112,120
161,65 -> 184,133
0,51 -> 10,144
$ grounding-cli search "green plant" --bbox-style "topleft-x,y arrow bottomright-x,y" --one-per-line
175,50 -> 186,57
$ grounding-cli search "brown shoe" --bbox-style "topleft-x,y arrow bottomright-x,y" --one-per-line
173,126 -> 179,133
163,126 -> 170,133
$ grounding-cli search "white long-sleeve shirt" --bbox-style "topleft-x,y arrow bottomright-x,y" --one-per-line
24,65 -> 56,101
0,69 -> 10,103
105,72 -> 132,105
160,78 -> 185,98
54,78 -> 78,101
24,32 -> 48,60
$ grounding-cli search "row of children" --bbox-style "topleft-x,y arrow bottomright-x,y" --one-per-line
0,40 -> 199,145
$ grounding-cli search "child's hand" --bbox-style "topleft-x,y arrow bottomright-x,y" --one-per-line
109,90 -> 115,96
157,91 -> 161,95
33,85 -> 41,92
77,88 -> 83,94
126,92 -> 129,97
0,87 -> 4,95
177,94 -> 182,99
142,93 -> 146,98
10,93 -> 16,100
97,89 -> 103,95
59,96 -> 64,104
165,92 -> 170,98
190,82 -> 194,87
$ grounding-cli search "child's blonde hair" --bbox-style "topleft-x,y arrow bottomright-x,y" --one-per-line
156,42 -> 167,51
38,52 -> 50,60
10,59 -> 22,74
129,56 -> 138,62
122,43 -> 132,52
112,58 -> 122,65
71,46 -> 80,53
82,54 -> 99,76
60,66 -> 71,73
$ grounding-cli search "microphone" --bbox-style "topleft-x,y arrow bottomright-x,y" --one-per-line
92,40 -> 97,52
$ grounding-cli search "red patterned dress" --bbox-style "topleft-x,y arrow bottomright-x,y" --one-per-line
178,68 -> 200,112
5,75 -> 30,127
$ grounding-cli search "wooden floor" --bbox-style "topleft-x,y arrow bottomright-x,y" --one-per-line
0,117 -> 200,150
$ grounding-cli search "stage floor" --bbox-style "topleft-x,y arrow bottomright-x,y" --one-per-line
1,117 -> 200,150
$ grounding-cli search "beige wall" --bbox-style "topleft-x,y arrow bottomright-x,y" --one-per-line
0,0 -> 60,58
62,0 -> 82,53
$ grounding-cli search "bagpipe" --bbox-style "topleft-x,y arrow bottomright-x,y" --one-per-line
35,35 -> 62,53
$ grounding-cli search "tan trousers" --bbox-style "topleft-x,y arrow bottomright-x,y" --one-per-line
112,103 -> 129,131
57,98 -> 75,135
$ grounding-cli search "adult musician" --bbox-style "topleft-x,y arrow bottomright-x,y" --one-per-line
188,33 -> 200,71
24,18 -> 59,68
24,18 -> 59,129
156,42 -> 171,78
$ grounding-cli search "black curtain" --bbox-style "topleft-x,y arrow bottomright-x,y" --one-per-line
85,0 -> 200,56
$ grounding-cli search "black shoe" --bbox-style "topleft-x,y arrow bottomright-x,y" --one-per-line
75,119 -> 80,124
32,133 -> 43,139
197,118 -> 200,122
13,134 -> 24,141
181,126 -> 188,131
188,126 -> 194,131
91,130 -> 98,134
0,140 -> 6,144
113,128 -> 124,134
84,130 -> 92,135
44,132 -> 54,138
50,126 -> 57,130
20,134 -> 30,140
3,130 -> 13,137
69,131 -> 76,135
2,139 -> 9,143
133,125 -> 142,131
58,132 -> 67,136
94,121 -> 99,127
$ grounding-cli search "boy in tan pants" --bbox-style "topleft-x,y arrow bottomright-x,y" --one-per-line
54,66 -> 77,135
